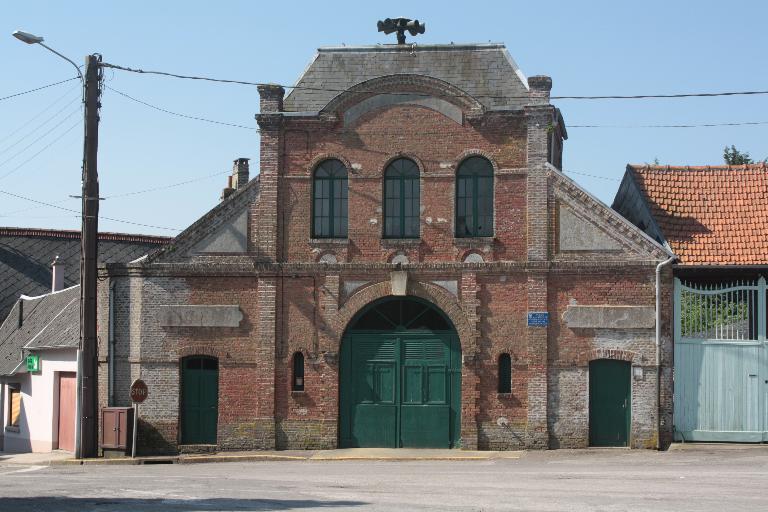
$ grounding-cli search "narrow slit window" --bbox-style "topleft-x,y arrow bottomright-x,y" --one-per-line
292,352 -> 305,392
498,353 -> 512,393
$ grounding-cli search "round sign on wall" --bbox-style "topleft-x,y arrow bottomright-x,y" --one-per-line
130,379 -> 148,404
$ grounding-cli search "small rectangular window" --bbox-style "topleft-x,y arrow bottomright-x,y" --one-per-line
8,386 -> 21,427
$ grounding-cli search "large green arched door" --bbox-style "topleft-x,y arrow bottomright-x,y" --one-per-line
339,297 -> 461,448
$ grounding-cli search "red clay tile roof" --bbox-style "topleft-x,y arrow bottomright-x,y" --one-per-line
629,163 -> 768,265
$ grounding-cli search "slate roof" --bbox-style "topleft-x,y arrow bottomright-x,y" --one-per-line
622,164 -> 768,265
283,44 -> 530,112
0,285 -> 80,376
0,228 -> 168,320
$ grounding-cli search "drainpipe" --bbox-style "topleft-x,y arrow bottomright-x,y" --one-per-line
655,252 -> 676,449
108,281 -> 115,407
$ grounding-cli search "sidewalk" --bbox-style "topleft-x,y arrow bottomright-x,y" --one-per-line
0,448 -> 524,466
0,450 -> 72,465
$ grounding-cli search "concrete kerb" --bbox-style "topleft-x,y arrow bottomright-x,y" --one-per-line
47,449 -> 525,466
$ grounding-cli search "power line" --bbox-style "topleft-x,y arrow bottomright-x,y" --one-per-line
103,82 -> 768,134
570,120 -> 768,128
0,85 -> 80,146
101,61 -> 768,102
106,86 -> 256,130
564,169 -> 621,182
0,118 -> 82,181
0,188 -> 180,231
0,197 -> 75,217
0,77 -> 79,102
0,103 -> 82,162
102,170 -> 230,199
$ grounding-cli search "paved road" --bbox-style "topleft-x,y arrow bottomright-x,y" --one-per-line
1,447 -> 767,511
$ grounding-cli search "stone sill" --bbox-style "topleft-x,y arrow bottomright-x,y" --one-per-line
380,238 -> 421,248
496,393 -> 514,399
453,237 -> 495,247
309,238 -> 349,246
5,425 -> 20,433
291,390 -> 306,397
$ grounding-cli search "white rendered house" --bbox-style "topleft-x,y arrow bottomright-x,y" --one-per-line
0,279 -> 79,453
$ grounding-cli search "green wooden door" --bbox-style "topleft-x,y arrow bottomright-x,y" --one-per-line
340,333 -> 458,448
589,359 -> 631,447
182,357 -> 219,445
339,296 -> 461,448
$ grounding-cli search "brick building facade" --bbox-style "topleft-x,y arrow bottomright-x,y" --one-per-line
99,43 -> 673,454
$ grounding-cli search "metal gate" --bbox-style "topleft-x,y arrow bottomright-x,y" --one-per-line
674,277 -> 767,442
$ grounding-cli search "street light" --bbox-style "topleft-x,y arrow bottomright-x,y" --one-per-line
12,30 -> 84,84
12,30 -> 101,460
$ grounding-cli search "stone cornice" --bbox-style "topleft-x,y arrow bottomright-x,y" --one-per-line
100,259 -> 661,278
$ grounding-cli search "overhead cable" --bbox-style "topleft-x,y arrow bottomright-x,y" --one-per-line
0,103 -> 82,163
0,85 -> 80,146
102,170 -> 231,199
0,118 -> 82,181
0,188 -> 180,231
0,77 -> 79,102
106,86 -> 256,130
101,62 -> 768,101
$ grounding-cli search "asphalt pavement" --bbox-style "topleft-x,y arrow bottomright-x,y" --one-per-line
1,445 -> 767,511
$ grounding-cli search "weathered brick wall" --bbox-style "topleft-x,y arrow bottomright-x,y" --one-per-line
547,270 -> 659,448
280,105 -> 527,264
476,273 -> 529,449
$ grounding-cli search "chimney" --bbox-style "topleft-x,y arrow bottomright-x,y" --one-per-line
51,255 -> 64,292
220,175 -> 235,201
233,158 -> 250,189
527,75 -> 552,106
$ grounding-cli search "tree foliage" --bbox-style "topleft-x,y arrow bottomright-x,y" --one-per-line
723,145 -> 765,165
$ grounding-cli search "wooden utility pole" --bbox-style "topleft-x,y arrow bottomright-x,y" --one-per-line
79,53 -> 102,459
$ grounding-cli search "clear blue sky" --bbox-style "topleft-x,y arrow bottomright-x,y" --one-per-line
2,0 -> 766,236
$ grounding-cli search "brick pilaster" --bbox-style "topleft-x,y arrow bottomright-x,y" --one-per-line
253,85 -> 284,261
256,277 -> 277,449
525,75 -> 553,262
318,273 -> 340,354
526,272 -> 549,448
460,271 -> 480,449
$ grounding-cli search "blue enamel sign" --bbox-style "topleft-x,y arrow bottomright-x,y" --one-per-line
527,312 -> 549,327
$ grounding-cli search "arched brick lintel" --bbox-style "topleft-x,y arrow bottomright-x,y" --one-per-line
323,74 -> 484,117
589,348 -> 637,363
333,280 -> 475,354
178,345 -> 224,360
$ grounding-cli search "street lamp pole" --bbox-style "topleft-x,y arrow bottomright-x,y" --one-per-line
13,31 -> 102,459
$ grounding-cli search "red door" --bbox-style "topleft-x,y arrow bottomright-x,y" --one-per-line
57,372 -> 76,452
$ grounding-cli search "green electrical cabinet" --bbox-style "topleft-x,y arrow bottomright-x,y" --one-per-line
589,359 -> 631,447
339,297 -> 461,448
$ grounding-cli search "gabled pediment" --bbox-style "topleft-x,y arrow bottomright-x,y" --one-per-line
551,167 -> 671,261
146,178 -> 259,263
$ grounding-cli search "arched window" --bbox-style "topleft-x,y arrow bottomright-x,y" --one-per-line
312,159 -> 348,238
456,156 -> 493,237
384,158 -> 420,239
292,352 -> 305,391
498,353 -> 512,393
